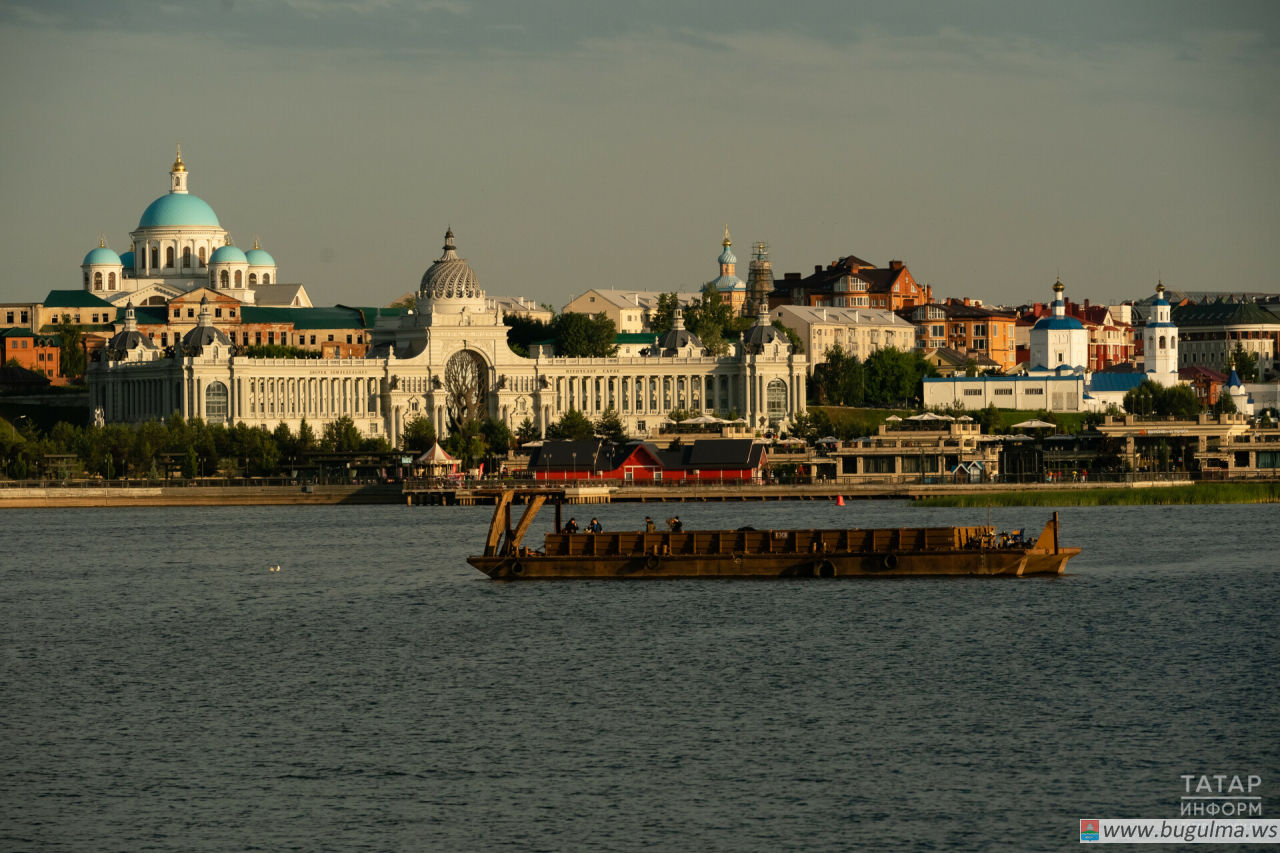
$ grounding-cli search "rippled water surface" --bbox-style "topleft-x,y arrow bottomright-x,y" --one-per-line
3,501 -> 1278,851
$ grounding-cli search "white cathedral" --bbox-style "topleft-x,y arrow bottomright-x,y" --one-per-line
80,147 -> 297,307
87,153 -> 807,442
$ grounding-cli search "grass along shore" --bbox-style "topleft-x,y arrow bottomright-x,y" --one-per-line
915,482 -> 1280,507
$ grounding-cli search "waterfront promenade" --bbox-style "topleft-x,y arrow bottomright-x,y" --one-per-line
4,474 -> 1271,508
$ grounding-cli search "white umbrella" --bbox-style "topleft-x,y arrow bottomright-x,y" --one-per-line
1013,419 -> 1056,429
956,415 -> 974,422
907,412 -> 946,421
884,415 -> 903,422
816,436 -> 839,444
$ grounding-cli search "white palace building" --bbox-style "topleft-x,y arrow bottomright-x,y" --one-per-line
89,201 -> 807,440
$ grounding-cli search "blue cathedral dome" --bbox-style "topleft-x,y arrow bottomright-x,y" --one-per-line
210,245 -> 248,264
245,247 -> 275,266
83,246 -> 121,265
1032,315 -> 1084,331
137,193 -> 221,229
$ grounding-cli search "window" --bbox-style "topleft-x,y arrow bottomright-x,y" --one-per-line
310,335 -> 316,345
183,247 -> 192,268
108,272 -> 116,290
263,274 -> 270,284
234,271 -> 242,288
346,335 -> 352,344
766,378 -> 787,422
150,247 -> 159,268
220,270 -> 229,288
166,247 -> 175,267
172,309 -> 180,318
205,381 -> 229,424
199,247 -> 207,267
248,273 -> 257,286
187,309 -> 195,319
229,309 -> 236,318
1026,388 -> 1044,395
963,388 -> 982,396
4,312 -> 11,323
994,388 -> 1013,396
94,272 -> 103,290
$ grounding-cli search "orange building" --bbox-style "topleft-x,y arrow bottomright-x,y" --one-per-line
0,327 -> 62,381
900,299 -> 1018,373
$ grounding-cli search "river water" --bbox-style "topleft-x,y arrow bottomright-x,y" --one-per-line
2,501 -> 1278,852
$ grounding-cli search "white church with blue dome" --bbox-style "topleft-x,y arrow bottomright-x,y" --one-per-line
80,147 -> 292,307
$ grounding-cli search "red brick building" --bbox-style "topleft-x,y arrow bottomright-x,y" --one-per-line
772,255 -> 931,312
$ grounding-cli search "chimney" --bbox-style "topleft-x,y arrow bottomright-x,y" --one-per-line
963,297 -> 971,306
890,260 -> 904,271
815,265 -> 823,273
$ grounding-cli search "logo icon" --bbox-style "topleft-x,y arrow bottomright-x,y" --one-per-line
1080,819 -> 1100,842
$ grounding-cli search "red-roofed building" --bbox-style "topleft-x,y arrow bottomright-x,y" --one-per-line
1178,365 -> 1228,407
772,256 -> 931,312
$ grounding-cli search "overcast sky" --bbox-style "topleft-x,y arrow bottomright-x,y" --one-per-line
2,0 -> 1277,310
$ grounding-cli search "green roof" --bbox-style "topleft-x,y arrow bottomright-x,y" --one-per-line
133,306 -> 170,326
1172,301 -> 1280,327
615,333 -> 658,344
0,327 -> 35,337
42,290 -> 114,309
240,306 -> 367,330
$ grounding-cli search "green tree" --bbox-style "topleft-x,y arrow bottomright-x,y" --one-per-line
321,415 -> 363,452
810,345 -> 866,406
296,419 -> 317,457
480,417 -> 514,456
547,409 -> 594,441
594,407 -> 626,442
238,344 -> 320,359
504,314 -> 553,357
55,325 -> 86,380
1123,380 -> 1202,419
1213,392 -> 1238,415
650,293 -> 680,338
515,416 -> 538,445
1227,344 -> 1258,382
400,414 -> 437,452
552,312 -> 617,357
685,286 -> 736,356
864,347 -> 930,408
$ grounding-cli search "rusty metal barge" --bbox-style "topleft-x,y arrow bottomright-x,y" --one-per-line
468,491 -> 1082,579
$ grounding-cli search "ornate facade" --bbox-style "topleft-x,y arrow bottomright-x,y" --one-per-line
89,230 -> 807,442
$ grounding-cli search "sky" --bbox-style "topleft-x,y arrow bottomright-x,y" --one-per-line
2,0 -> 1278,311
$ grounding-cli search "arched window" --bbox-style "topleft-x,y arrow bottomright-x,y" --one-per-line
198,247 -> 207,267
219,270 -> 229,288
93,272 -> 103,290
108,272 -> 116,290
183,247 -> 192,268
234,270 -> 242,288
150,247 -> 159,268
1159,336 -> 1166,350
262,274 -> 271,284
248,273 -> 257,286
83,271 -> 89,287
166,247 -> 175,268
206,381 -> 229,424
767,378 -> 787,422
